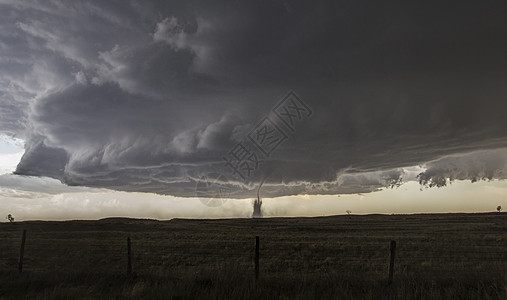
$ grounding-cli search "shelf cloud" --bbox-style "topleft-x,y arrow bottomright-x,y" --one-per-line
1,0 -> 507,198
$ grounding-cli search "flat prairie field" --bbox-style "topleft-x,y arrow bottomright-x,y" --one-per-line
1,213 -> 507,299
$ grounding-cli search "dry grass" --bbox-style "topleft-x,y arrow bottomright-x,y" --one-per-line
1,212 -> 507,299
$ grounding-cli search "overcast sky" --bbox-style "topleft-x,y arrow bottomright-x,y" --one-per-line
1,0 -> 506,220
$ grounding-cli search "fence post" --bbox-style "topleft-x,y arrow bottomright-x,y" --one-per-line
127,236 -> 132,275
388,240 -> 396,285
18,230 -> 26,273
254,236 -> 260,281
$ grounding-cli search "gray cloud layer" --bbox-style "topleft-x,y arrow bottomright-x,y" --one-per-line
1,0 -> 507,198
418,149 -> 507,188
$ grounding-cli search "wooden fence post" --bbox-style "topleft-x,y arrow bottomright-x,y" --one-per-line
254,236 -> 259,281
18,230 -> 26,273
388,240 -> 396,285
127,236 -> 132,275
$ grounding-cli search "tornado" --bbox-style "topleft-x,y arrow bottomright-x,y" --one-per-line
252,177 -> 266,218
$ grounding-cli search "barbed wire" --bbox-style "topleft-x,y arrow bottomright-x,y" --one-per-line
2,230 -> 507,276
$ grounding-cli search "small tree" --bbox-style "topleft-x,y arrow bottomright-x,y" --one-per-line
497,206 -> 502,213
346,210 -> 351,215
6,214 -> 14,222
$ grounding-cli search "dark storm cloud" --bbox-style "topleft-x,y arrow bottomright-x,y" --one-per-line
417,149 -> 507,188
1,0 -> 507,198
15,138 -> 68,178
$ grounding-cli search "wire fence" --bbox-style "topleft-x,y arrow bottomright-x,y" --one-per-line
1,225 -> 507,281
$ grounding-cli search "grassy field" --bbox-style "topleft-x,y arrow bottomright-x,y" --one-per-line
1,212 -> 507,299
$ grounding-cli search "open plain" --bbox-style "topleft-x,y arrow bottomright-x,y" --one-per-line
1,212 -> 507,299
